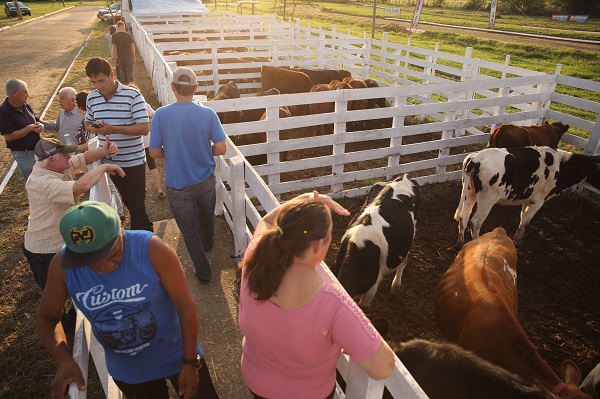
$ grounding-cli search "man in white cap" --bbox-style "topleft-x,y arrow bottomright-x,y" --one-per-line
149,67 -> 227,283
37,201 -> 219,399
23,136 -> 122,291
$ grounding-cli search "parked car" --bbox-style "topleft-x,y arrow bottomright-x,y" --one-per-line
4,1 -> 31,17
97,2 -> 120,19
100,9 -> 122,22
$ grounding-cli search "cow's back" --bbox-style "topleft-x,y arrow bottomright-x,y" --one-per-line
261,65 -> 313,94
435,227 -> 518,343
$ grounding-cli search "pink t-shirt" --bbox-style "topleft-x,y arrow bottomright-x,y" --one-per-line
239,236 -> 383,399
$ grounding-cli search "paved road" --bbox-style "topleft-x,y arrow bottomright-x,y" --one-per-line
0,5 -> 97,182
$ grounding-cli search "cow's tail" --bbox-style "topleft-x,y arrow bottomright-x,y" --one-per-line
454,157 -> 474,221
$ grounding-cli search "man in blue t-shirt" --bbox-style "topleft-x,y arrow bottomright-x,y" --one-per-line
37,201 -> 219,399
149,67 -> 227,283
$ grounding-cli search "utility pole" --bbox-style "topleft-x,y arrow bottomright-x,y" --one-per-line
371,0 -> 376,38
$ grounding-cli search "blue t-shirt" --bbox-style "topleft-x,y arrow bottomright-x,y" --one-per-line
64,230 -> 201,384
149,101 -> 227,189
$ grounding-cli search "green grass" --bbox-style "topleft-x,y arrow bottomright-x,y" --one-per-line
0,0 -> 106,28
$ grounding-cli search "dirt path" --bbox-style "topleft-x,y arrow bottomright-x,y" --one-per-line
0,5 -> 97,180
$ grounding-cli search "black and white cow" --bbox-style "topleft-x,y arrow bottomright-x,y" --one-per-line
333,174 -> 420,307
454,146 -> 600,246
581,363 -> 600,399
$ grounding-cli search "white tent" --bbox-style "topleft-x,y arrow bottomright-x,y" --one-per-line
123,0 -> 210,22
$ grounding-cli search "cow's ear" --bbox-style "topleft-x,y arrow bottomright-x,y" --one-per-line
561,360 -> 582,385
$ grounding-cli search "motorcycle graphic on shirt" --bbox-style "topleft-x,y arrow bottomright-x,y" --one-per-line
93,303 -> 157,356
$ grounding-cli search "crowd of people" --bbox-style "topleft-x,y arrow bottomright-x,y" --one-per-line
0,21 -> 395,399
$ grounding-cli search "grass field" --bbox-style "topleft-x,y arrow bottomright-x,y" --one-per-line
0,1 -> 109,28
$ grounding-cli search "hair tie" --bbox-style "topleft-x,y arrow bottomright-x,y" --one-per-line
276,226 -> 284,236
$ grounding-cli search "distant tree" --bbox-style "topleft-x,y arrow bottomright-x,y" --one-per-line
546,0 -> 600,16
498,0 -> 547,16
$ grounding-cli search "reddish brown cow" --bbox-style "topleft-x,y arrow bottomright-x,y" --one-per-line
309,84 -> 335,136
261,65 -> 314,94
209,81 -> 243,124
295,68 -> 352,85
488,122 -> 569,149
434,227 -> 590,399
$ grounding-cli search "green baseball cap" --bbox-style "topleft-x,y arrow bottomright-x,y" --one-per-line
35,137 -> 78,160
59,201 -> 121,269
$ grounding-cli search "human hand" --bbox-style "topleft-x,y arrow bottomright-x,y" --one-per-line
103,135 -> 118,157
308,190 -> 351,216
178,363 -> 199,399
31,122 -> 44,134
50,359 -> 86,399
104,164 -> 125,178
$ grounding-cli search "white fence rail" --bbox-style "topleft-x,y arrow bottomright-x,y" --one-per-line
70,12 -> 600,399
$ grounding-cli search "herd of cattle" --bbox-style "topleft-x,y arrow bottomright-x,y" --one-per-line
318,119 -> 598,396
203,64 -> 599,397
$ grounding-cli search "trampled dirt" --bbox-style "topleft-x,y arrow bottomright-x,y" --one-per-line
324,180 -> 600,383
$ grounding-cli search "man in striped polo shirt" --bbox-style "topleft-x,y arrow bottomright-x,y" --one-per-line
84,57 -> 153,231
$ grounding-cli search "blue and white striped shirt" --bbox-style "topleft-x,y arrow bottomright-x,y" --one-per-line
85,83 -> 149,167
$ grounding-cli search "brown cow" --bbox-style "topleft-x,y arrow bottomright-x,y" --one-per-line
295,68 -> 352,85
240,88 -> 281,123
209,81 -> 243,124
488,122 -> 569,149
309,83 -> 335,136
261,65 -> 314,94
434,227 -> 590,399
393,339 -> 569,399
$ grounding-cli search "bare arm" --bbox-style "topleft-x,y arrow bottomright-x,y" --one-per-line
111,43 -> 117,62
72,164 -> 125,195
256,190 -> 350,236
85,121 -> 150,137
357,340 -> 396,380
212,140 -> 227,156
148,147 -> 163,159
82,135 -> 117,165
4,122 -> 43,142
131,42 -> 136,63
148,236 -> 199,398
37,253 -> 86,398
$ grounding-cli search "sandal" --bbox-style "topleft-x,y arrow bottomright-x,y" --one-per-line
158,191 -> 166,199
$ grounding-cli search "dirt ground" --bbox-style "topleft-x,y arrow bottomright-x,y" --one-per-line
323,180 -> 600,381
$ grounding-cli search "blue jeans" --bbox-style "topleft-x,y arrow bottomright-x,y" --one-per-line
167,174 -> 216,281
11,149 -> 36,184
23,246 -> 55,290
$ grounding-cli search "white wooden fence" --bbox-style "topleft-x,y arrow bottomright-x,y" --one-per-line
69,12 -> 600,399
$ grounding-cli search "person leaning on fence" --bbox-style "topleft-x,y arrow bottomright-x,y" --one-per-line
24,136 -> 121,292
37,201 -> 220,399
238,191 -> 396,399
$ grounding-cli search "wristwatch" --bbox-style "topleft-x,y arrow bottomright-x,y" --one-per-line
182,355 -> 199,367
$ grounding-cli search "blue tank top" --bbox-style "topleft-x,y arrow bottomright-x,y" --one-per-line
64,230 -> 201,383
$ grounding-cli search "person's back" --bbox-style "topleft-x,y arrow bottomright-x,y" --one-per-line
112,30 -> 133,61
151,101 -> 221,189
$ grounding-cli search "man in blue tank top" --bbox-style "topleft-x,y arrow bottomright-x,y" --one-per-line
37,201 -> 219,399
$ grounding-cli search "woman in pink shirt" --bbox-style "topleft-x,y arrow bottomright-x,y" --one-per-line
239,191 -> 395,399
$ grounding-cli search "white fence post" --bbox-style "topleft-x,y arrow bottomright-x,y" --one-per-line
229,155 -> 248,256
